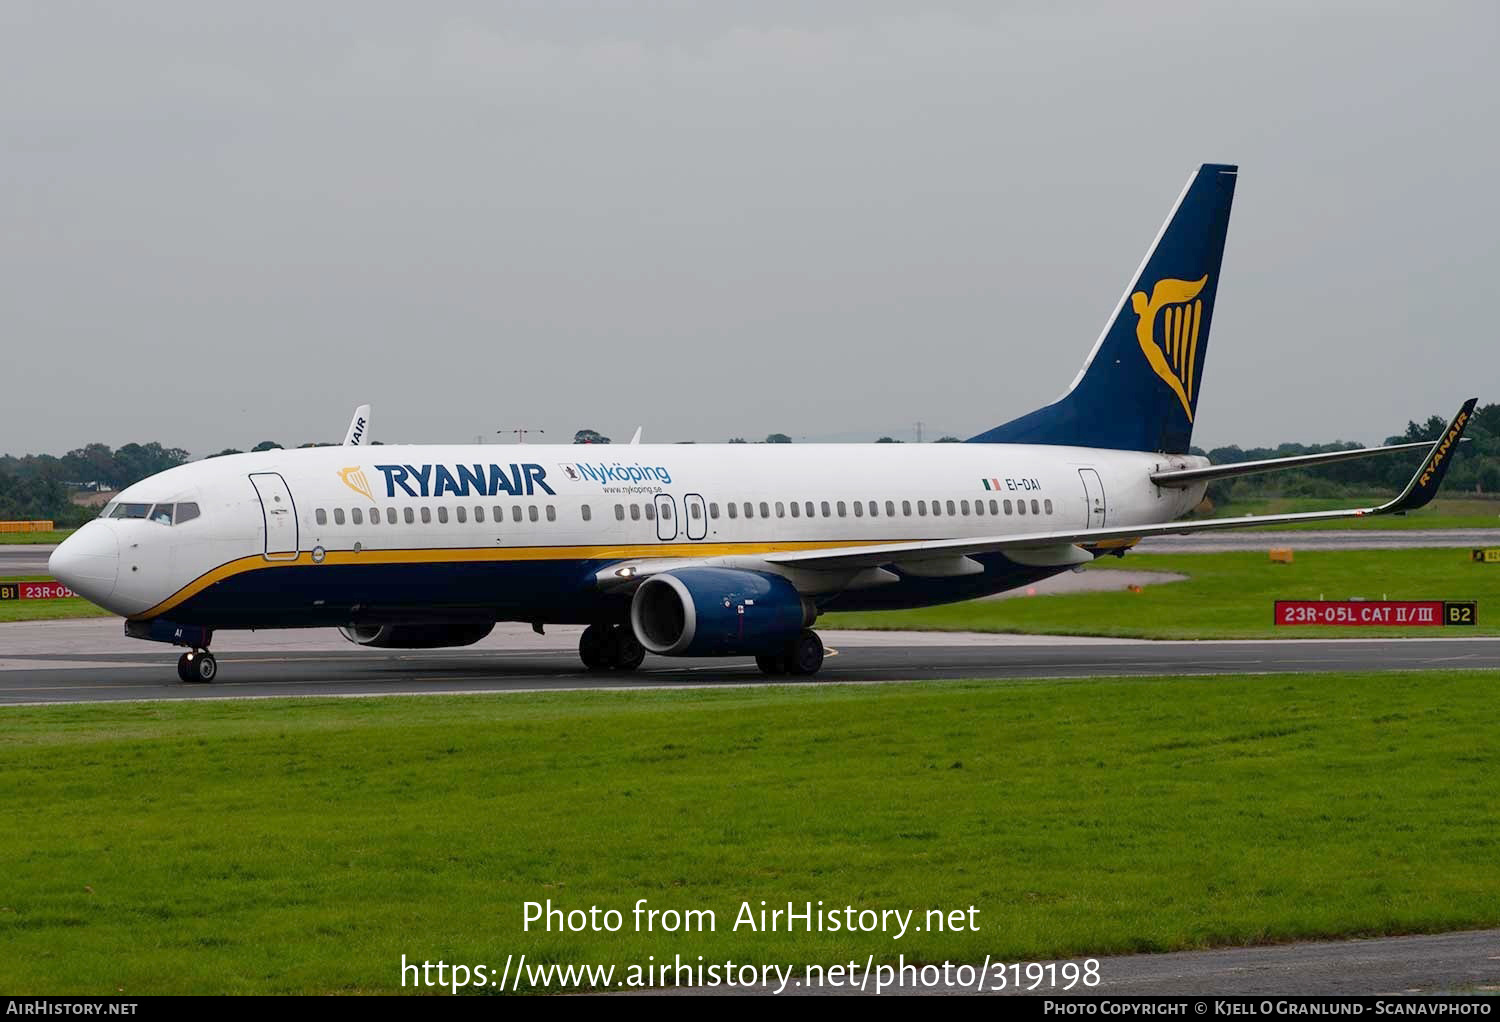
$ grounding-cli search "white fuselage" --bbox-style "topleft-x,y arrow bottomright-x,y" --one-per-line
52,442 -> 1207,627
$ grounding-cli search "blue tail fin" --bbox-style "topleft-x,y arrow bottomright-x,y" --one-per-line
969,163 -> 1237,454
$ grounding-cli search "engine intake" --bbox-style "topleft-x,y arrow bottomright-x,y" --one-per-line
339,622 -> 495,649
630,568 -> 814,657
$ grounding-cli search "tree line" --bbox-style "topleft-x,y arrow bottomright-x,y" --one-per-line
3,404 -> 1495,527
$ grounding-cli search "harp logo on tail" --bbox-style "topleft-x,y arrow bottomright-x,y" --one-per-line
1130,275 -> 1208,422
339,466 -> 373,501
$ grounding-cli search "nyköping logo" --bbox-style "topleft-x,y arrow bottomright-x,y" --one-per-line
1131,275 -> 1207,422
339,466 -> 373,501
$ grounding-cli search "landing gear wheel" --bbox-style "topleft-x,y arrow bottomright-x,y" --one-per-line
755,654 -> 788,676
784,630 -> 824,677
177,650 -> 217,683
579,623 -> 610,671
609,626 -> 645,672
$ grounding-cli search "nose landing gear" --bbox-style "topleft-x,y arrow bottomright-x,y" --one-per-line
177,649 -> 217,683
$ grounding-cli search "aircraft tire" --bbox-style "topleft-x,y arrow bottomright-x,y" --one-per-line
784,630 -> 824,677
755,654 -> 788,676
579,623 -> 610,671
610,627 -> 645,672
178,650 -> 217,683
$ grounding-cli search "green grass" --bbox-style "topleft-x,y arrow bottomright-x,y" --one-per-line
0,530 -> 74,544
0,576 -> 111,622
1195,496 -> 1500,531
823,549 -> 1500,639
0,674 -> 1496,994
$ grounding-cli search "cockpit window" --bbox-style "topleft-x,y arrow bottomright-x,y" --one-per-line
106,501 -> 200,525
99,501 -> 118,519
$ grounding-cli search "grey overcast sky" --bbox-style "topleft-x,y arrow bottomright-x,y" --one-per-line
3,1 -> 1496,456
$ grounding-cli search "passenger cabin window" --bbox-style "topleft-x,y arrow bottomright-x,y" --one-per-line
316,509 -> 328,526
709,503 -> 720,519
989,500 -> 999,515
790,502 -> 800,518
420,507 -> 432,524
631,504 -> 642,521
404,508 -> 415,524
1031,499 -> 1041,515
869,501 -> 880,517
774,502 -> 784,518
582,505 -> 592,522
437,507 -> 448,524
528,506 -> 539,522
644,504 -> 655,521
758,502 -> 768,519
352,507 -> 364,525
1004,500 -> 1013,515
475,506 -> 485,523
917,501 -> 927,516
546,505 -> 556,522
334,508 -> 346,525
837,501 -> 847,517
1044,499 -> 1053,515
903,500 -> 912,516
512,505 -> 523,522
961,500 -> 970,515
456,506 -> 467,523
947,500 -> 957,516
659,504 -> 670,520
1016,500 -> 1026,516
616,504 -> 626,521
388,508 -> 398,524
368,507 -> 379,526
743,502 -> 753,519
853,501 -> 863,517
691,503 -> 702,520
821,501 -> 831,517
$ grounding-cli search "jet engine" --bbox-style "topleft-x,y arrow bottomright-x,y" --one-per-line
630,568 -> 815,657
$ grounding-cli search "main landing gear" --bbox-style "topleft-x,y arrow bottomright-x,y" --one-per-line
755,629 -> 825,677
176,649 -> 217,683
579,623 -> 646,672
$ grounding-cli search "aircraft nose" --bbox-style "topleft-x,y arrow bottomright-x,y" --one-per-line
49,521 -> 120,606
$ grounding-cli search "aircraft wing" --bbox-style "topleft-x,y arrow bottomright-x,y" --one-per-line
764,399 -> 1476,572
595,399 -> 1476,589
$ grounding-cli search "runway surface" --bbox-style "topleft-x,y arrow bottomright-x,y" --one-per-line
708,928 -> 1500,996
1,528 -> 1492,577
2,619 -> 1497,705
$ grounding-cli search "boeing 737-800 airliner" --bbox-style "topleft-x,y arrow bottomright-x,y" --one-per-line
49,164 -> 1476,682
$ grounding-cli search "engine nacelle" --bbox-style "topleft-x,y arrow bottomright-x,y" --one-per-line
339,622 -> 495,649
630,568 -> 815,657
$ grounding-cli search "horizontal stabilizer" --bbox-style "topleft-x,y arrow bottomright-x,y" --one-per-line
1151,437 -> 1471,487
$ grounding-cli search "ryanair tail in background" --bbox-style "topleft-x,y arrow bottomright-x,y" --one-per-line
971,163 -> 1238,454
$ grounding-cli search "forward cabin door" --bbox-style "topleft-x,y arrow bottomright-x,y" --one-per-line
1078,468 -> 1107,528
249,472 -> 300,561
654,493 -> 678,542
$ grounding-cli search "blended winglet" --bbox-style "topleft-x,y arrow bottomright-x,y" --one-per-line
1377,398 -> 1478,514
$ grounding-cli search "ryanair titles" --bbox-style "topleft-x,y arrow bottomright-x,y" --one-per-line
375,463 -> 556,498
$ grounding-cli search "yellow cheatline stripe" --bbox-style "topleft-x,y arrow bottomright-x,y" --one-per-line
135,538 -> 916,620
